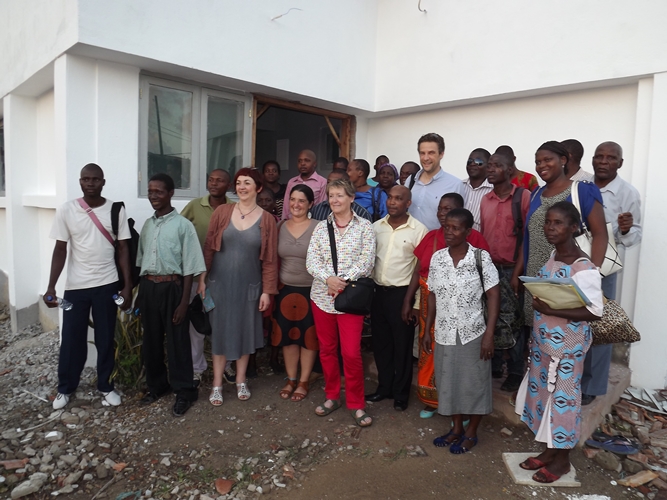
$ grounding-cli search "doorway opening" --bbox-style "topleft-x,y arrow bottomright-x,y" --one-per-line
253,96 -> 355,180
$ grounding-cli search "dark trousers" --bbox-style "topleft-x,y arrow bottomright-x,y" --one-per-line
138,278 -> 197,401
59,282 -> 118,394
371,286 -> 415,402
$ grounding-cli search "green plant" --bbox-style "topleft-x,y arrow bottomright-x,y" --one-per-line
112,289 -> 145,388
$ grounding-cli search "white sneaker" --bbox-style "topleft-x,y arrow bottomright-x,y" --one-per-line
102,390 -> 121,406
53,393 -> 70,410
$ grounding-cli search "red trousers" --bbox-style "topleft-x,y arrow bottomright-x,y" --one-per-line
311,302 -> 366,410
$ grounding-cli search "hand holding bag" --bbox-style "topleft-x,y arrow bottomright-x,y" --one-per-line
327,222 -> 375,316
570,181 -> 623,277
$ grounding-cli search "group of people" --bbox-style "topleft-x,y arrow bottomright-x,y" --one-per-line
44,131 -> 642,482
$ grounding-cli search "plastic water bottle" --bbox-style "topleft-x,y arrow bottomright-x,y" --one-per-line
46,295 -> 73,311
113,294 -> 133,315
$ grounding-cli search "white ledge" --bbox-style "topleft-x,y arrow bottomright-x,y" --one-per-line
0,197 -> 6,208
22,194 -> 59,209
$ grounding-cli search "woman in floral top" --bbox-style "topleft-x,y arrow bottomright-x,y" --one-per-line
423,208 -> 500,454
306,178 -> 376,427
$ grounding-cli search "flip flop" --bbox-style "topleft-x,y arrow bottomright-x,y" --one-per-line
520,457 -> 548,470
584,436 -> 640,455
533,466 -> 570,484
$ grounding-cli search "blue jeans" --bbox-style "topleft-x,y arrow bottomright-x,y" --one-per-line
58,282 -> 118,394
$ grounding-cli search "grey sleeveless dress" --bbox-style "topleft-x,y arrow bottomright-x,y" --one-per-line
208,218 -> 263,359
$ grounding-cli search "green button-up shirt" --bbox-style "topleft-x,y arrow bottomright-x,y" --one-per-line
180,194 -> 233,248
137,209 -> 206,277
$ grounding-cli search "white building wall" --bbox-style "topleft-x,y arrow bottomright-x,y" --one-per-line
374,0 -> 667,111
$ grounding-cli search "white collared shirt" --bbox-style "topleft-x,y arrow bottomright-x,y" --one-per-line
597,175 -> 642,248
463,178 -> 494,231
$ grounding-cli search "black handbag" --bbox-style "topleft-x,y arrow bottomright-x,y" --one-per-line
327,222 -> 375,316
188,294 -> 211,336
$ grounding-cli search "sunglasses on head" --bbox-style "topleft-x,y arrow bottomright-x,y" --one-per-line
467,159 -> 485,167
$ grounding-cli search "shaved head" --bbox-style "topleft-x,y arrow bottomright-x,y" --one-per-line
210,168 -> 231,181
81,163 -> 104,178
389,184 -> 411,201
596,141 -> 623,158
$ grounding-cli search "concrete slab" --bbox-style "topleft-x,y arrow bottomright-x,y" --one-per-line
502,452 -> 580,487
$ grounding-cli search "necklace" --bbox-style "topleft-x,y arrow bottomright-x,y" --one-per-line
238,204 -> 259,219
334,217 -> 351,229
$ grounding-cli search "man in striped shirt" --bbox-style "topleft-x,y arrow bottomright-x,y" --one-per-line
462,148 -> 493,231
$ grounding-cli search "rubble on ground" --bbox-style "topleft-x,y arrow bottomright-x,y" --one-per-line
585,386 -> 667,499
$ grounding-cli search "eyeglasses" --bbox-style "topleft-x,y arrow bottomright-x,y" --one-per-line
467,159 -> 485,167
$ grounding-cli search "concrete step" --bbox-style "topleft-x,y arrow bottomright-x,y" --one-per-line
362,349 -> 631,445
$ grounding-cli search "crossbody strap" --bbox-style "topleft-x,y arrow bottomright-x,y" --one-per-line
569,180 -> 589,233
77,198 -> 115,246
327,221 -> 339,276
474,248 -> 486,295
511,187 -> 526,262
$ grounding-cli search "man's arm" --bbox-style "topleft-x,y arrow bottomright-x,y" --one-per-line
173,274 -> 193,324
117,239 -> 132,306
44,241 -> 67,307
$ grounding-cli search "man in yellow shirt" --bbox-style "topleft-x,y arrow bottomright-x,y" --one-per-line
366,185 -> 428,411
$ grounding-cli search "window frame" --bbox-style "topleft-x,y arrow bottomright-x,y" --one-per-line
139,76 -> 252,199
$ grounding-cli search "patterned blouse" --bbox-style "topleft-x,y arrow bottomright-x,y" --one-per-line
428,246 -> 499,345
306,212 -> 376,314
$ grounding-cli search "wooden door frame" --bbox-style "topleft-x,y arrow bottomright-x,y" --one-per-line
251,94 -> 355,167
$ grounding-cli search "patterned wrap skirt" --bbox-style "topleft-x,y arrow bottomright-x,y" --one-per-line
271,284 -> 319,350
417,277 -> 438,407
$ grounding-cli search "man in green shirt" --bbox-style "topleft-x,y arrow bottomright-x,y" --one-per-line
180,169 -> 233,381
137,173 -> 206,417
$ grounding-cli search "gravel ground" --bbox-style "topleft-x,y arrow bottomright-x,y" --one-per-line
0,305 -> 658,500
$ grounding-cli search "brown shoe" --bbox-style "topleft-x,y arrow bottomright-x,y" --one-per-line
291,381 -> 309,402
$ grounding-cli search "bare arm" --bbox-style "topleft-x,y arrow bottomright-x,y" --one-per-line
532,296 -> 601,322
116,239 -> 132,306
401,264 -> 421,324
510,243 -> 524,297
422,292 -> 437,355
480,285 -> 500,360
586,201 -> 608,269
44,241 -> 67,307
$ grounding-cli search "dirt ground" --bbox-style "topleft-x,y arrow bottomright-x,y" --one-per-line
0,312 -> 643,500
100,362 -> 637,500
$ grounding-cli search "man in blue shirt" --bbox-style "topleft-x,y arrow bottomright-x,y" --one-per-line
407,133 -> 465,230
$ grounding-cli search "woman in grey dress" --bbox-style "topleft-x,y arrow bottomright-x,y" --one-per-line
200,168 -> 278,405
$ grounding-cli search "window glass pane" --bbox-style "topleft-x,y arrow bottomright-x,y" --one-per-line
206,96 -> 244,178
147,85 -> 192,189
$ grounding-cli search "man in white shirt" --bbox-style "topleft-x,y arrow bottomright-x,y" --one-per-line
582,141 -> 642,405
462,148 -> 493,231
408,133 -> 466,230
366,186 -> 428,411
44,163 -> 132,409
562,139 -> 594,182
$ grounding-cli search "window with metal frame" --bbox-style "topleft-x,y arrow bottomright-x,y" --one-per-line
139,76 -> 252,198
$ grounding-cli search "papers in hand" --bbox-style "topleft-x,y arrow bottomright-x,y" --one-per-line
519,276 -> 591,310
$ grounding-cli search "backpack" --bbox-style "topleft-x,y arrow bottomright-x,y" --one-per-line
511,187 -> 527,262
111,202 -> 141,290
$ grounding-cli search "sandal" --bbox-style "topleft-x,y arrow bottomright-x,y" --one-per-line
351,409 -> 372,428
291,381 -> 309,402
420,407 -> 437,419
315,399 -> 341,416
209,386 -> 223,406
279,379 -> 297,400
236,382 -> 251,401
584,435 -> 640,455
450,435 -> 478,454
520,457 -> 548,470
532,466 -> 570,484
433,430 -> 461,448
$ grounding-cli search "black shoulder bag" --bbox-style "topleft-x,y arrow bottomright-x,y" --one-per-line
327,221 -> 375,316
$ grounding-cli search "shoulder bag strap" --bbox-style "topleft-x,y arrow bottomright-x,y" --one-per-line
511,188 -> 525,261
327,221 -> 339,275
77,198 -> 115,246
569,180 -> 588,232
111,201 -> 124,237
474,248 -> 486,294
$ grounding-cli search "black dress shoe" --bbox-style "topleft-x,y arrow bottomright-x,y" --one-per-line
172,396 -> 192,417
581,394 -> 596,406
140,389 -> 170,406
394,400 -> 408,411
365,392 -> 390,403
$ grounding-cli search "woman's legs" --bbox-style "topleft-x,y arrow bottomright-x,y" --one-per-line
292,348 -> 317,399
212,354 -> 227,388
311,303 -> 342,403
337,313 -> 365,410
235,354 -> 250,384
280,345 -> 300,394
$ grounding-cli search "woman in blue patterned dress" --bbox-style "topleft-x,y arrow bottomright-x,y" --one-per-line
514,201 -> 603,483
